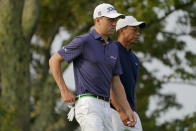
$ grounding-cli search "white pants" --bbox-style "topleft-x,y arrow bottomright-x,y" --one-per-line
112,109 -> 143,131
75,97 -> 113,131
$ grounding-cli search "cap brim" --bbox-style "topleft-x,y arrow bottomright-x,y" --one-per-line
105,13 -> 125,19
129,22 -> 146,28
139,22 -> 146,28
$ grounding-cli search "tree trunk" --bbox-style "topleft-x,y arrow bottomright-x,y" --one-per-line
0,0 -> 30,130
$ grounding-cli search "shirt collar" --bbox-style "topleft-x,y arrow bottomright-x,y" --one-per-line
117,41 -> 132,52
90,29 -> 112,42
90,29 -> 101,39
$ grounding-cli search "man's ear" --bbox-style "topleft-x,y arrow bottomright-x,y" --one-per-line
95,17 -> 102,25
95,18 -> 99,24
118,28 -> 123,34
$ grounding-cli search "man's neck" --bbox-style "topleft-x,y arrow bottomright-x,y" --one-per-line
118,38 -> 132,50
94,28 -> 108,44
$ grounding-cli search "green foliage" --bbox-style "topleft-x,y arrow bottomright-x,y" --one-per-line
0,101 -> 19,131
159,112 -> 196,130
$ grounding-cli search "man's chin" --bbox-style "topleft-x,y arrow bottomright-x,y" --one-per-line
107,31 -> 115,35
134,39 -> 139,43
131,40 -> 138,44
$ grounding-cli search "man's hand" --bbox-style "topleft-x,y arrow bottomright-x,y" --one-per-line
125,109 -> 137,127
60,89 -> 76,103
118,111 -> 128,125
118,110 -> 136,127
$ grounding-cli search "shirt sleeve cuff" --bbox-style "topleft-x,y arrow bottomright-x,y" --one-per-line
57,49 -> 71,63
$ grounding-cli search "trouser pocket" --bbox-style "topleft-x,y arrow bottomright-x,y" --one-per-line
75,98 -> 89,124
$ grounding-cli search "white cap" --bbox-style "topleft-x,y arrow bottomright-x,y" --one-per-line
116,16 -> 146,31
93,3 -> 125,19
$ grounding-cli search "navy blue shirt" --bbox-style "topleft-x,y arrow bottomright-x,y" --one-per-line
58,29 -> 122,98
115,41 -> 140,110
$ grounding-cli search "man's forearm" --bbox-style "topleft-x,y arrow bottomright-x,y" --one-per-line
49,53 -> 75,102
110,88 -> 124,112
111,76 -> 137,127
111,76 -> 132,113
112,85 -> 131,112
49,53 -> 68,91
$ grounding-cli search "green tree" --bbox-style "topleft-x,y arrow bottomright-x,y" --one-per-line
0,0 -> 39,130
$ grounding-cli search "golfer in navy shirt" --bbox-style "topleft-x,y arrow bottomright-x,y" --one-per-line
49,4 -> 137,131
110,16 -> 146,131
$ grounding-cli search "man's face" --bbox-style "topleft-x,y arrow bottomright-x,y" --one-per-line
122,26 -> 140,44
97,17 -> 118,35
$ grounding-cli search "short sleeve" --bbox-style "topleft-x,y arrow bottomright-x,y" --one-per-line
113,53 -> 123,76
58,36 -> 84,63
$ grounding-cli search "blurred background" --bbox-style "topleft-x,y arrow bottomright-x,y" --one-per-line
0,0 -> 196,131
